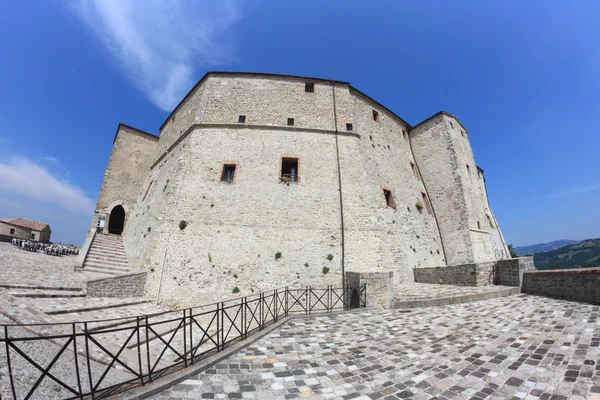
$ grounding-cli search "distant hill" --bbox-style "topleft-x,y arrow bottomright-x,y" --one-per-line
514,240 -> 580,255
533,239 -> 600,270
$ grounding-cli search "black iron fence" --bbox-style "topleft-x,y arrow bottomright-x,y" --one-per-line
0,285 -> 366,400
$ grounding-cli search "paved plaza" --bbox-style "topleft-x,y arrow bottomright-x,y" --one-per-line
153,295 -> 600,400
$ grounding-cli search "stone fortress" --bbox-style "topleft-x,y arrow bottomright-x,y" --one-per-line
86,72 -> 510,307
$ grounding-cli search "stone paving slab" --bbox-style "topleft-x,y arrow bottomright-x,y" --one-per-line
151,294 -> 600,400
0,242 -> 83,288
393,284 -> 519,309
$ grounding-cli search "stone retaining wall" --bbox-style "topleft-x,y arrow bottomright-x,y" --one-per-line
346,271 -> 393,310
413,262 -> 495,286
86,272 -> 147,298
521,267 -> 600,304
495,257 -> 533,286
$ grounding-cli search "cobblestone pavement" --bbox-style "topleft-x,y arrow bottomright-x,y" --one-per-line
152,295 -> 600,400
394,283 -> 514,302
0,242 -> 82,288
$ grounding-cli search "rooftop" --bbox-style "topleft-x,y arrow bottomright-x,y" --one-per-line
0,217 -> 50,232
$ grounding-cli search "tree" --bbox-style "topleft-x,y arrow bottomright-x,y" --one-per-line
508,244 -> 518,258
548,262 -> 561,270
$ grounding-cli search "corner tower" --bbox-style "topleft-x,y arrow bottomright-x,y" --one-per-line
409,112 -> 509,265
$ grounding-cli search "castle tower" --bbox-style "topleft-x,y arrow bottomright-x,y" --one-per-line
409,112 -> 510,265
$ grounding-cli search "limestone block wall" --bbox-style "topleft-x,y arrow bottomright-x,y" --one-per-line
410,112 -> 508,265
495,257 -> 533,286
346,271 -> 393,310
522,267 -> 600,304
89,125 -> 159,232
413,262 -> 495,286
0,222 -> 29,241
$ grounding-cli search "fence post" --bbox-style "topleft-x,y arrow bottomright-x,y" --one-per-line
242,297 -> 247,340
83,322 -> 95,399
182,309 -> 188,367
220,302 -> 225,350
145,315 -> 152,382
274,289 -> 278,322
5,326 -> 17,400
306,286 -> 310,315
135,317 -> 144,385
259,292 -> 264,329
71,323 -> 84,398
216,302 -> 220,352
285,286 -> 289,316
189,308 -> 194,364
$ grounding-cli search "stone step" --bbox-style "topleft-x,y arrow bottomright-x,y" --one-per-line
86,252 -> 128,262
10,289 -> 87,299
82,266 -> 122,276
0,284 -> 83,292
84,258 -> 129,268
84,262 -> 129,273
393,286 -> 520,309
90,243 -> 125,252
45,298 -> 151,315
82,270 -> 114,280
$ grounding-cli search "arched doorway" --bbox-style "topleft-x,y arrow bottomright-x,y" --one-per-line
108,205 -> 125,235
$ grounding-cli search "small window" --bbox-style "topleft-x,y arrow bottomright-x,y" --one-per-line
238,115 -> 246,123
287,118 -> 295,127
477,221 -> 481,230
403,130 -> 408,141
281,157 -> 299,183
31,233 -> 36,240
487,214 -> 494,228
449,121 -> 454,129
305,82 -> 314,93
372,110 -> 379,121
383,189 -> 395,208
142,180 -> 153,201
221,164 -> 237,183
346,123 -> 353,131
10,228 -> 15,235
410,162 -> 419,179
478,170 -> 483,180
461,130 -> 465,137
421,192 -> 433,214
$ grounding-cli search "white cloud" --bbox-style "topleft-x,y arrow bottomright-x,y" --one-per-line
0,156 -> 95,215
44,156 -> 58,162
550,183 -> 600,197
71,0 -> 241,111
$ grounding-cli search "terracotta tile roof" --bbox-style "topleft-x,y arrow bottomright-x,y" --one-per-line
0,217 -> 50,231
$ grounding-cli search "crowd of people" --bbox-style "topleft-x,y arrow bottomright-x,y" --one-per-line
10,237 -> 79,256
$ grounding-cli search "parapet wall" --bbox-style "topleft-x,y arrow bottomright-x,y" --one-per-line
86,272 -> 147,298
522,267 -> 600,304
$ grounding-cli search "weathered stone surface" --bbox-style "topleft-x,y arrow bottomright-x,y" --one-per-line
522,267 -> 600,304
413,262 -> 495,286
86,272 -> 147,298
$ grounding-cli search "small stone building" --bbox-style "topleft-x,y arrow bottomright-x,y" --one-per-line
0,218 -> 51,243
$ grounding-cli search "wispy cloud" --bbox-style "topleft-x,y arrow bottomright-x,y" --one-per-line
44,156 -> 58,162
0,156 -> 94,215
550,183 -> 600,197
71,0 -> 241,111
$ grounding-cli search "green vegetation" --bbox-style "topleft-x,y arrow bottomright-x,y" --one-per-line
508,243 -> 518,258
415,201 -> 424,211
232,287 -> 240,294
322,266 -> 330,274
147,227 -> 151,233
326,254 -> 334,261
179,220 -> 188,230
533,239 -> 600,270
275,251 -> 282,260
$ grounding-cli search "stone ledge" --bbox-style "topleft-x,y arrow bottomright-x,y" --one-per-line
523,267 -> 600,276
393,287 -> 520,309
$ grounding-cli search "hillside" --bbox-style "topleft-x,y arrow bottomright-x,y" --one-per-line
533,239 -> 600,270
514,239 -> 580,255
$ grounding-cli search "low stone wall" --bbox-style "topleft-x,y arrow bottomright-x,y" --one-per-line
495,257 -> 533,286
413,262 -> 495,286
522,267 -> 600,304
86,272 -> 147,298
346,271 -> 393,310
74,229 -> 95,272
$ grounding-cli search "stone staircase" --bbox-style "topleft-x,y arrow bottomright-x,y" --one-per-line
83,234 -> 130,276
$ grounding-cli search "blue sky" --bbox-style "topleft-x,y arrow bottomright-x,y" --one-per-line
0,1 -> 599,247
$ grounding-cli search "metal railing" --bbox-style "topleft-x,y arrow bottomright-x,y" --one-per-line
0,284 -> 366,399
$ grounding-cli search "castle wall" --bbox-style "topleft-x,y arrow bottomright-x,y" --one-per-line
93,73 -> 509,307
410,113 -> 508,264
89,125 -> 159,233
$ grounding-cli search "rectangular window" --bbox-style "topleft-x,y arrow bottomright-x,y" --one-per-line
403,130 -> 408,141
487,214 -> 494,228
31,233 -> 36,240
221,164 -> 237,183
372,110 -> 379,121
383,189 -> 395,208
281,157 -> 299,183
287,118 -> 295,127
410,162 -> 419,179
238,115 -> 246,123
466,164 -> 472,183
10,228 -> 15,235
477,221 -> 481,230
305,82 -> 314,93
346,123 -> 353,131
422,192 -> 433,214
